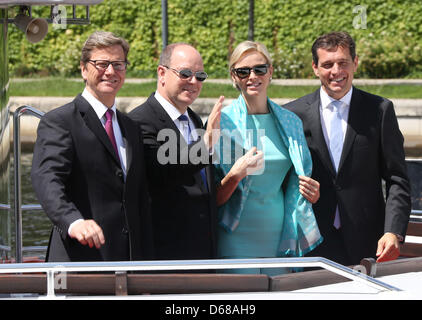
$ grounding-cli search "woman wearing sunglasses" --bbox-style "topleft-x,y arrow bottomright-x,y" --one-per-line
213,41 -> 323,275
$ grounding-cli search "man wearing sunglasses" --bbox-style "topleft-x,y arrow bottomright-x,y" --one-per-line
284,31 -> 410,266
31,31 -> 154,262
129,43 -> 224,261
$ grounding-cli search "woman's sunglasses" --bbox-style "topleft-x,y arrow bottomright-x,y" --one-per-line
162,65 -> 208,82
231,64 -> 269,79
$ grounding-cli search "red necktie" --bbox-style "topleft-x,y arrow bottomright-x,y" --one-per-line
105,109 -> 119,158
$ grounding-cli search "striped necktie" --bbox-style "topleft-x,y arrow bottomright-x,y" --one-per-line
105,109 -> 120,161
179,114 -> 208,191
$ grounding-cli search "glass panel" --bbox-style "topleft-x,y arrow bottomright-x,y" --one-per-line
407,160 -> 422,212
0,7 -> 11,262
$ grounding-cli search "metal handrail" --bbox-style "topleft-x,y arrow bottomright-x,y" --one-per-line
0,257 -> 401,298
13,105 -> 45,263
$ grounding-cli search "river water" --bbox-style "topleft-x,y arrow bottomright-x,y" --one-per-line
12,153 -> 51,259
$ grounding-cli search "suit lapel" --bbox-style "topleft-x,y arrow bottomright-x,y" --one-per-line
306,91 -> 337,177
187,107 -> 209,193
76,95 -> 122,166
148,95 -> 185,145
117,111 -> 132,173
187,107 -> 204,130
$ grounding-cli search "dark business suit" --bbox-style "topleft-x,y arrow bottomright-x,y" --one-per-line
284,87 -> 411,265
128,93 -> 217,260
31,94 -> 154,262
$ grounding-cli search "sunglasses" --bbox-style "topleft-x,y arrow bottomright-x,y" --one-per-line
231,64 -> 269,79
162,65 -> 208,82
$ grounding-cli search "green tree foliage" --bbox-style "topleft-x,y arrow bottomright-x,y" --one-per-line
8,0 -> 422,78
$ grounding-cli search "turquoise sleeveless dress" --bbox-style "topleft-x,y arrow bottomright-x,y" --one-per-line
218,112 -> 292,275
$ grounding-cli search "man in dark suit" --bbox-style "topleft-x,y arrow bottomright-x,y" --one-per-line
31,31 -> 154,262
129,43 -> 224,260
284,31 -> 411,266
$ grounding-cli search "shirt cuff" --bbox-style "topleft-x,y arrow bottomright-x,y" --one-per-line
68,219 -> 84,236
388,232 -> 404,242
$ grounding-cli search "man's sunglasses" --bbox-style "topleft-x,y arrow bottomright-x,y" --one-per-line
162,65 -> 208,82
231,64 -> 269,79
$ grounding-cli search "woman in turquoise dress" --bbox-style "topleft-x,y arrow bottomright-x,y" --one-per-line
214,41 -> 323,275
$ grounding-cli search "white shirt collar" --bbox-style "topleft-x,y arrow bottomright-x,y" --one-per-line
320,86 -> 353,110
154,91 -> 189,121
82,88 -> 117,120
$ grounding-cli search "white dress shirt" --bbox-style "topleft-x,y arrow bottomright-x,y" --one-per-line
319,87 -> 353,156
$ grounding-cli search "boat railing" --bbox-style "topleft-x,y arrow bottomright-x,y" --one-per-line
0,257 -> 401,298
13,105 -> 45,263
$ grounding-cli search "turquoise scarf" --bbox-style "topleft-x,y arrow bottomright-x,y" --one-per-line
213,95 -> 323,257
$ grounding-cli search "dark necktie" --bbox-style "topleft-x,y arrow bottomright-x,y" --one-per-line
105,109 -> 120,159
179,114 -> 208,191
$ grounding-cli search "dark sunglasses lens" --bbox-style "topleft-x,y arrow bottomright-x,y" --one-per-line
179,69 -> 193,79
195,71 -> 208,82
234,68 -> 250,78
253,65 -> 268,75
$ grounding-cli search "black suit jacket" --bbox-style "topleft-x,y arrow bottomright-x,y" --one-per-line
284,87 -> 411,264
128,93 -> 217,260
31,94 -> 154,262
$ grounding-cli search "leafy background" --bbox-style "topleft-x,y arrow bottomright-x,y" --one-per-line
8,0 -> 422,79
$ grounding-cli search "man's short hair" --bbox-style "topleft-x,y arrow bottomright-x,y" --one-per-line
311,31 -> 356,65
158,42 -> 195,67
80,31 -> 130,64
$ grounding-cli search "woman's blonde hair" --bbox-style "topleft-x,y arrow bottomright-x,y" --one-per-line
229,40 -> 272,71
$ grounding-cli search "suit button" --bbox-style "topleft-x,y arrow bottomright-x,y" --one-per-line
116,169 -> 123,178
335,184 -> 342,191
122,228 -> 129,234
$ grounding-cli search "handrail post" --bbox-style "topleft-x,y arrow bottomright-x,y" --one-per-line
13,107 -> 23,263
46,270 -> 56,297
12,106 -> 45,263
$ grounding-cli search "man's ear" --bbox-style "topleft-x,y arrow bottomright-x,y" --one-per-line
353,55 -> 359,72
312,61 -> 319,78
80,61 -> 88,81
157,65 -> 166,86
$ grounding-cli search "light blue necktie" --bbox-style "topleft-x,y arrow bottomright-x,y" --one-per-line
329,100 -> 344,172
329,100 -> 343,229
178,114 -> 208,191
